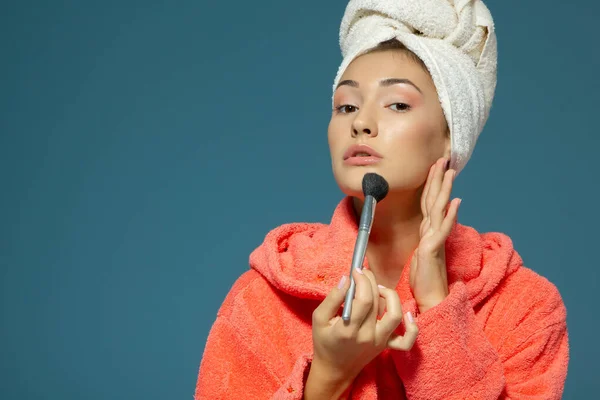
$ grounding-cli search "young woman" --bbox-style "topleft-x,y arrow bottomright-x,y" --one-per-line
195,1 -> 569,399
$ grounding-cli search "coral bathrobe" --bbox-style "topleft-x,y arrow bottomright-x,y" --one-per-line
195,197 -> 569,399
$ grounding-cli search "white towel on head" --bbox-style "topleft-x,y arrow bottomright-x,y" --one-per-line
332,0 -> 497,175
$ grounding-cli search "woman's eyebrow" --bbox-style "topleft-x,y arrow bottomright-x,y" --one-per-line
379,78 -> 422,93
336,78 -> 422,94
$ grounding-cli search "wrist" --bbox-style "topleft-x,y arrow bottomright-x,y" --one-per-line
417,293 -> 447,314
311,356 -> 349,383
304,358 -> 352,400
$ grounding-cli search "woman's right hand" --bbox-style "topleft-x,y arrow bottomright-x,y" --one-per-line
308,267 -> 419,390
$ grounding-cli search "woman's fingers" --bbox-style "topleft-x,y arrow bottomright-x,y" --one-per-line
375,285 -> 419,351
387,312 -> 419,351
426,158 -> 445,214
421,163 -> 436,217
374,285 -> 404,341
430,169 -> 455,229
315,269 -> 420,351
377,295 -> 387,318
341,268 -> 375,330
440,198 -> 461,236
359,269 -> 380,329
313,274 -> 350,326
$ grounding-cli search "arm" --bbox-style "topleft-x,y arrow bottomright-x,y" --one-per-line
304,358 -> 354,400
195,316 -> 356,400
194,269 -> 355,400
391,281 -> 569,400
195,316 -> 314,400
499,320 -> 568,399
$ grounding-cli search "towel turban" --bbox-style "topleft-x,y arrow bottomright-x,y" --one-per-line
332,0 -> 498,175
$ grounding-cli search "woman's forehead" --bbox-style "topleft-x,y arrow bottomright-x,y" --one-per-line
341,51 -> 432,86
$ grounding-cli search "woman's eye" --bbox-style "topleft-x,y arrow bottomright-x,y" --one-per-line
335,105 -> 358,114
389,103 -> 411,112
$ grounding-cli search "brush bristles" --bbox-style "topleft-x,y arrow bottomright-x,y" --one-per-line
362,173 -> 389,202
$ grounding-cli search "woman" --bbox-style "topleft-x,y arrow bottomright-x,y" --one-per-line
195,1 -> 569,399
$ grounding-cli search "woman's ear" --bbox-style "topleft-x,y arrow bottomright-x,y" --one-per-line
443,128 -> 452,160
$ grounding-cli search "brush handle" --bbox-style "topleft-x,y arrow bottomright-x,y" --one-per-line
341,196 -> 375,321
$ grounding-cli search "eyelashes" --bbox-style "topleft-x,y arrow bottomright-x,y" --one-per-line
334,105 -> 358,114
333,103 -> 411,114
389,103 -> 411,112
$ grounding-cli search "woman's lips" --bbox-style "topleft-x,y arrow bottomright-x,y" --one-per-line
343,144 -> 383,166
344,156 -> 382,166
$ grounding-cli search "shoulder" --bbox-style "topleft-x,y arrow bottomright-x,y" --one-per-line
215,267 -> 313,321
464,225 -> 566,316
215,269 -> 276,320
505,266 -> 566,313
212,268 -> 314,355
461,226 -> 567,329
493,265 -> 567,333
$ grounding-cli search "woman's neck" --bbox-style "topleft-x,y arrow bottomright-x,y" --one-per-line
352,192 -> 423,289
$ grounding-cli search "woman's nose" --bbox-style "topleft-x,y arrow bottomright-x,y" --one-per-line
351,112 -> 378,137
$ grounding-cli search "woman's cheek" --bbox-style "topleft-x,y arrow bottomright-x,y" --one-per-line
327,121 -> 344,156
381,119 -> 425,149
403,119 -> 440,148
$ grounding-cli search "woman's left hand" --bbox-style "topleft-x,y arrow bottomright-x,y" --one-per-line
410,157 -> 462,314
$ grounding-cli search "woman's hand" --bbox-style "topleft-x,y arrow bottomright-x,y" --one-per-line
410,157 -> 462,314
307,267 -> 418,396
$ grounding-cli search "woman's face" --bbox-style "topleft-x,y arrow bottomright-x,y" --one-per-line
328,49 -> 450,200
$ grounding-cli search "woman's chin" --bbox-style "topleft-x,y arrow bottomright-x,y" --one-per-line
342,189 -> 364,200
335,179 -> 366,199
336,174 -> 421,202
334,167 -> 389,198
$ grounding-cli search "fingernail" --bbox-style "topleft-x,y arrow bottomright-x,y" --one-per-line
458,198 -> 463,206
377,284 -> 386,289
355,267 -> 363,275
337,276 -> 347,289
407,312 -> 414,323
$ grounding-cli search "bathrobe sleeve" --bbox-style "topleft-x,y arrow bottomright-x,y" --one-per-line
194,316 -> 313,399
194,271 -> 315,400
391,278 -> 569,400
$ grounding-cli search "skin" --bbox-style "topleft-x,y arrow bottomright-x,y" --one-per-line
305,49 -> 462,399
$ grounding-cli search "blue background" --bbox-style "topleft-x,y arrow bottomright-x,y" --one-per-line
1,0 -> 597,398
